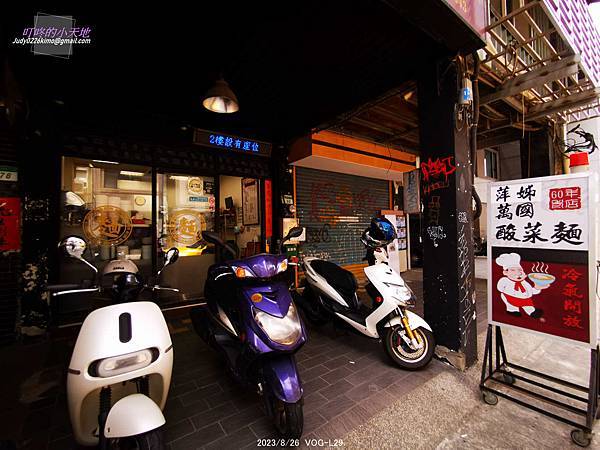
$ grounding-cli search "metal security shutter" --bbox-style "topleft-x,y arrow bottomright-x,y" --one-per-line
296,167 -> 389,265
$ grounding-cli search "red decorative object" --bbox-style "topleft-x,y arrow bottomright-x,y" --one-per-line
569,152 -> 589,169
264,179 -> 272,239
0,198 -> 21,251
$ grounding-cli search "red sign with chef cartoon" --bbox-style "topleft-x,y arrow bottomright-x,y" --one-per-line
495,252 -> 548,319
491,247 -> 589,343
489,173 -> 594,346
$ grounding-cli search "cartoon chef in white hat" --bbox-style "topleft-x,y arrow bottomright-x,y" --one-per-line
496,252 -> 546,318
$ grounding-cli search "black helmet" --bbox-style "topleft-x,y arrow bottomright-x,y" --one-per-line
111,273 -> 144,302
360,217 -> 397,249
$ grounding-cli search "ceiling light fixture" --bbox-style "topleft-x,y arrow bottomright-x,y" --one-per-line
202,77 -> 239,113
120,170 -> 145,177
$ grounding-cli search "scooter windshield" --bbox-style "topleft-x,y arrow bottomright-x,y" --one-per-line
243,281 -> 293,317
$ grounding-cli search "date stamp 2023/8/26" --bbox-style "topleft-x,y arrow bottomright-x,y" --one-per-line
257,438 -> 344,447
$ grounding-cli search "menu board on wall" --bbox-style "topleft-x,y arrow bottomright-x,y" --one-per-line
396,215 -> 407,249
488,173 -> 596,347
242,178 -> 260,225
402,169 -> 420,214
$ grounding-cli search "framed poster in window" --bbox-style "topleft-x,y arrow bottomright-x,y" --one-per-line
242,178 -> 260,226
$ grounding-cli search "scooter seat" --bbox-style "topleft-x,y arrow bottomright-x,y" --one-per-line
309,260 -> 359,310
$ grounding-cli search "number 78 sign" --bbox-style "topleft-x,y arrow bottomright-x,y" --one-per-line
0,166 -> 18,182
488,173 -> 598,347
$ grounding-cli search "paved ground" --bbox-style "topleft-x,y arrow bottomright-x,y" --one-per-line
475,256 -> 488,280
7,269 -> 465,450
1,269 -> 595,449
342,327 -> 599,449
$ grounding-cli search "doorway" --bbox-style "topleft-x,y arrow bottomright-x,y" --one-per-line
218,176 -> 262,258
156,172 -> 216,301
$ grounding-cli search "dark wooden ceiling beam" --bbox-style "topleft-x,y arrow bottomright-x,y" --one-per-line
370,105 -> 419,127
480,54 -> 581,105
330,128 -> 420,155
349,116 -> 402,137
388,135 -> 420,148
381,126 -> 420,144
527,88 -> 600,120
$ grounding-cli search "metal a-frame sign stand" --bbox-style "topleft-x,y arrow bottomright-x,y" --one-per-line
480,325 -> 599,446
480,173 -> 599,447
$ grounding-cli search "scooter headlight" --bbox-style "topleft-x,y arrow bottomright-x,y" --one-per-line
254,302 -> 301,346
92,349 -> 155,378
396,284 -> 416,307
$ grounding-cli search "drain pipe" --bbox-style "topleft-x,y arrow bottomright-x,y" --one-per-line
471,52 -> 482,220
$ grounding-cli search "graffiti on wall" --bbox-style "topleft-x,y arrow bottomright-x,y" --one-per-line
422,155 -> 456,229
426,225 -> 447,247
306,223 -> 331,244
296,170 -> 388,264
309,182 -> 377,225
421,156 -> 457,182
458,223 -> 476,344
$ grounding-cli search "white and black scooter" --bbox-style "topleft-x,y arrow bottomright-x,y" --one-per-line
49,236 -> 180,449
297,218 -> 435,369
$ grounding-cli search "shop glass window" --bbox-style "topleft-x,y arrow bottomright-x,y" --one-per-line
156,173 -> 216,301
59,157 -> 154,313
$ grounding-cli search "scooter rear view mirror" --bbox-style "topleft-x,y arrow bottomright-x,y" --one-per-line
164,247 -> 179,266
158,247 -> 179,279
286,227 -> 304,240
280,227 -> 304,253
58,235 -> 98,276
58,235 -> 87,260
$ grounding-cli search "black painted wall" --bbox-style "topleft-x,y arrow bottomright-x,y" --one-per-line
0,122 -> 20,344
418,58 -> 478,367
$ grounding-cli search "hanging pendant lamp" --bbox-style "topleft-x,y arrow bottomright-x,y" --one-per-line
202,77 -> 239,113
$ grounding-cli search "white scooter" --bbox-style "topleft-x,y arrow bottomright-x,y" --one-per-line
49,236 -> 180,449
297,221 -> 435,369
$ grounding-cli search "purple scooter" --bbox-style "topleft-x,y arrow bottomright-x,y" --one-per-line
190,227 -> 306,439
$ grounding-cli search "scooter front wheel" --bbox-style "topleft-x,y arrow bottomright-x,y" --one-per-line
383,326 -> 435,370
116,427 -> 164,450
271,397 -> 304,440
